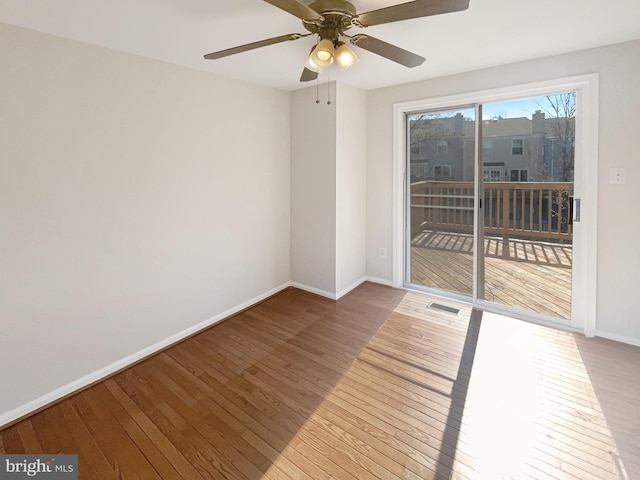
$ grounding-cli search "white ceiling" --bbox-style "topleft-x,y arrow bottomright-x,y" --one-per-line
1,0 -> 639,91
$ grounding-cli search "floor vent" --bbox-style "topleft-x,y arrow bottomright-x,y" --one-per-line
428,302 -> 460,315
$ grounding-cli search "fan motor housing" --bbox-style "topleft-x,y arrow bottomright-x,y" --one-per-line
304,0 -> 357,37
309,0 -> 357,16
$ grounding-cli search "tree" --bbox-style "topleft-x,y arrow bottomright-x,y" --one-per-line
408,113 -> 462,181
538,93 -> 576,182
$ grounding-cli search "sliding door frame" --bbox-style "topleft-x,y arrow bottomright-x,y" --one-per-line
392,74 -> 599,336
402,103 -> 477,302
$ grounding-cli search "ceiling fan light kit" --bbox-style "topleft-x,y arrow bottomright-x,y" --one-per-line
311,38 -> 336,67
304,52 -> 324,73
334,42 -> 359,71
204,0 -> 470,81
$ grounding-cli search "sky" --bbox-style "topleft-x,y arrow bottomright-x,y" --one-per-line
409,93 -> 575,122
482,98 -> 545,120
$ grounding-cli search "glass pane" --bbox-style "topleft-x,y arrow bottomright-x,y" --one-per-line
407,108 -> 475,296
480,93 -> 575,319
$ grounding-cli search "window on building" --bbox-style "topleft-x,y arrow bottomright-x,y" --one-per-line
437,139 -> 448,154
411,145 -> 421,155
510,169 -> 529,182
483,139 -> 493,159
434,165 -> 451,179
512,139 -> 524,155
411,164 -> 428,179
483,169 -> 502,182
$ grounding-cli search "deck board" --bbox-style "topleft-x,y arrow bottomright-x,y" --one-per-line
1,283 -> 638,479
411,230 -> 572,318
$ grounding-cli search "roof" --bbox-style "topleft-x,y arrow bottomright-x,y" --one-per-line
411,115 -> 574,139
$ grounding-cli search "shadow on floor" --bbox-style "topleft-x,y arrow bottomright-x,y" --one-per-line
412,229 -> 572,268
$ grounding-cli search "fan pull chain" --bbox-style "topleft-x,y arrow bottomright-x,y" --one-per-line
315,74 -> 320,104
327,69 -> 331,105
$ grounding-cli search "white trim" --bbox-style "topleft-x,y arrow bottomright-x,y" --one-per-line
392,103 -> 406,288
365,275 -> 395,287
290,282 -> 337,300
572,75 -> 599,337
393,74 -> 599,337
594,330 -> 640,348
0,281 -> 291,429
473,103 -> 482,301
475,299 -> 576,332
335,277 -> 367,300
417,285 -> 473,306
290,278 -> 374,300
393,75 -> 598,113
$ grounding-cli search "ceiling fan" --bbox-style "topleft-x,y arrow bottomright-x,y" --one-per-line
204,0 -> 470,82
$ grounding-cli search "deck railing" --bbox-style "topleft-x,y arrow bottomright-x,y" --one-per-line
410,181 -> 574,242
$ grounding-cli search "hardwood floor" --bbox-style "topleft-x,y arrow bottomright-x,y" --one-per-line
1,282 -> 639,479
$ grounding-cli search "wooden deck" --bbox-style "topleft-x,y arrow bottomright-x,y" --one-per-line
2,283 -> 639,479
411,230 -> 572,319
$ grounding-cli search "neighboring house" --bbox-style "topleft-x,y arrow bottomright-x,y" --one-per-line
409,111 -> 575,183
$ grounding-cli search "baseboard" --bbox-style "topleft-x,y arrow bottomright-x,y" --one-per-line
336,277 -> 367,300
289,282 -> 337,300
0,281 -> 291,430
291,277 -> 369,301
365,276 -> 394,287
594,330 -> 640,348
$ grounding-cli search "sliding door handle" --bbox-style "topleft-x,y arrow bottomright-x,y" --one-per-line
571,197 -> 581,223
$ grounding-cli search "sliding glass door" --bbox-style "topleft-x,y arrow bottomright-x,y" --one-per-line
406,107 -> 476,298
479,95 -> 574,319
405,93 -> 576,321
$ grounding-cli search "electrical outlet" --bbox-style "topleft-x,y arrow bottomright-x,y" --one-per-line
609,167 -> 626,184
379,248 -> 387,258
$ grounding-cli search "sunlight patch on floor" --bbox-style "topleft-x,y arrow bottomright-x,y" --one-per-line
456,311 -> 622,479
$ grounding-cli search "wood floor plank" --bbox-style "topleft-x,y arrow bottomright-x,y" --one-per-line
125,362 -> 262,480
352,339 -> 616,478
315,401 -> 441,480
55,401 -> 119,480
91,383 -> 183,479
30,409 -> 63,455
240,430 -> 302,479
168,341 -> 311,449
70,390 -> 163,479
0,424 -> 24,453
1,282 -> 638,480
103,377 -> 208,480
41,403 -> 105,480
15,421 -> 43,453
148,355 -> 274,475
113,370 -> 228,480
326,386 -> 450,476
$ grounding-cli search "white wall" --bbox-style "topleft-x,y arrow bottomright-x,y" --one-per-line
290,82 -> 367,298
0,23 -> 291,422
335,83 -> 367,296
290,83 -> 337,296
366,40 -> 640,343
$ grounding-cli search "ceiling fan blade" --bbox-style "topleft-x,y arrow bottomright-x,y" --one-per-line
300,45 -> 319,82
300,67 -> 319,82
263,0 -> 323,21
355,0 -> 469,27
350,34 -> 425,68
204,33 -> 303,60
